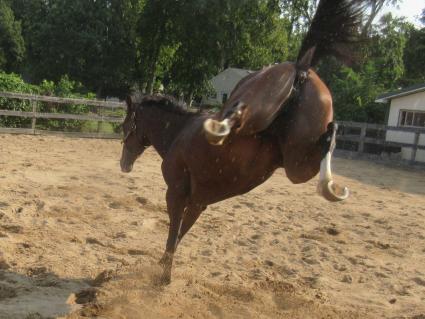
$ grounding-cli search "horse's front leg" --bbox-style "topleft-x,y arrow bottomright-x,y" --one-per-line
159,188 -> 187,285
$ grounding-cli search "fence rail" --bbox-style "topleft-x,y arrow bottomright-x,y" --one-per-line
0,91 -> 126,139
1,92 -> 424,163
0,110 -> 123,122
336,121 -> 425,163
0,91 -> 126,108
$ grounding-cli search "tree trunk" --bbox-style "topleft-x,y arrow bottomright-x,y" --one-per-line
361,0 -> 384,37
96,86 -> 103,99
145,65 -> 157,94
185,91 -> 194,107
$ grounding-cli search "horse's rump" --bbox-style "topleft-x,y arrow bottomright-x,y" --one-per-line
279,69 -> 333,183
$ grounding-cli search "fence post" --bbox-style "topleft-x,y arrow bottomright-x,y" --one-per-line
411,131 -> 420,163
96,105 -> 102,136
358,124 -> 367,153
31,99 -> 36,134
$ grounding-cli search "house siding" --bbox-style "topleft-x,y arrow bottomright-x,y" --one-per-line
386,91 -> 425,162
203,68 -> 251,106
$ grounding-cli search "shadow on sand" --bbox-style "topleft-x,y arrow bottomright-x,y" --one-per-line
0,265 -> 90,319
333,154 -> 425,196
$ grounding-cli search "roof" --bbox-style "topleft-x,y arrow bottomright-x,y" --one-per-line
375,83 -> 425,103
226,67 -> 254,78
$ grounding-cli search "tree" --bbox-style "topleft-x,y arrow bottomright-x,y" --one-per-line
0,0 -> 24,71
11,0 -> 140,97
361,0 -> 401,36
369,13 -> 407,88
402,24 -> 425,85
136,0 -> 181,94
156,0 -> 288,103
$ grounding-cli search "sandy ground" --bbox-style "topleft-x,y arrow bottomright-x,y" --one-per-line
0,134 -> 424,319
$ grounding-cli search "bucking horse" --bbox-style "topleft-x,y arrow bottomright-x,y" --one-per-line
120,0 -> 365,284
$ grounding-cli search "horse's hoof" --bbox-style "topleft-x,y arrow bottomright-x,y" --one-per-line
160,276 -> 171,286
203,118 -> 230,145
153,274 -> 171,286
317,180 -> 349,202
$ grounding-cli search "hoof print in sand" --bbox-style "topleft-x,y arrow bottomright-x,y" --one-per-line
71,288 -> 98,304
1,224 -> 23,234
91,270 -> 115,287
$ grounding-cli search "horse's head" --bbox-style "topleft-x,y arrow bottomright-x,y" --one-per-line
120,96 -> 151,173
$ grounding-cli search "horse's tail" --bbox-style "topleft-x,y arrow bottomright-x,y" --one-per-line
296,0 -> 366,73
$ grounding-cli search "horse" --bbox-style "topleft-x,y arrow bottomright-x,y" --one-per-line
120,0 -> 364,284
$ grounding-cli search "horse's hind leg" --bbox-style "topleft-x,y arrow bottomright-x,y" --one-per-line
178,202 -> 206,244
159,188 -> 187,285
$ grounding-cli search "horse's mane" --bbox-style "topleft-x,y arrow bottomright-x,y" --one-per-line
296,0 -> 366,71
138,95 -> 197,116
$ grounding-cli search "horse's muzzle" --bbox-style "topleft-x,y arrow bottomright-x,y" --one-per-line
120,147 -> 135,173
120,160 -> 133,173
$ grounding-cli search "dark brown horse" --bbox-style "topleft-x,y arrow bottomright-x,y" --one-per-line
120,0 -> 364,284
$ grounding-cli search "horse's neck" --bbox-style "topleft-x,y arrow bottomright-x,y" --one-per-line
143,108 -> 194,158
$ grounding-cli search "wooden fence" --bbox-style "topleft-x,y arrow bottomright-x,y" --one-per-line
336,121 -> 425,163
0,91 -> 126,139
1,92 -> 424,163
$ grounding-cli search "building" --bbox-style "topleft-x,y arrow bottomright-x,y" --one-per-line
376,83 -> 425,162
203,68 -> 253,106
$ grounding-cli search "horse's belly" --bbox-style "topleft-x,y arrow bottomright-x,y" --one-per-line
190,163 -> 277,205
180,131 -> 281,205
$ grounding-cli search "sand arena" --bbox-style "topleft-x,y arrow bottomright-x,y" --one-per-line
0,134 -> 424,319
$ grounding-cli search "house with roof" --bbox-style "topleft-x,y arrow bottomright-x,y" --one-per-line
203,68 -> 253,106
376,83 -> 425,162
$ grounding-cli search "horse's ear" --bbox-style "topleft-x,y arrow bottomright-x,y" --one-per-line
125,95 -> 133,112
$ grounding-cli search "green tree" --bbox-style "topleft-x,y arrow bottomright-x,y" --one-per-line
11,0 -> 140,97
327,64 -> 387,123
369,13 -> 407,88
402,24 -> 425,85
279,0 -> 316,54
0,0 -> 24,71
147,0 -> 288,103
136,0 -> 180,94
361,0 -> 401,36
319,13 -> 409,124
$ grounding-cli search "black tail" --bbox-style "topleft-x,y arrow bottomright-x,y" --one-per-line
296,0 -> 366,72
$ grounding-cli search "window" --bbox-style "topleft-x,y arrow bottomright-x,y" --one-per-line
222,93 -> 228,103
398,110 -> 425,127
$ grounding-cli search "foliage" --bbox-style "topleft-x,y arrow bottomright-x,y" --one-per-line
0,0 -> 25,71
0,72 -> 35,127
0,72 -> 97,129
11,0 -> 140,98
402,25 -> 425,85
368,13 -> 408,88
320,12 -> 415,123
0,0 -> 422,125
164,0 -> 289,103
326,63 -> 386,123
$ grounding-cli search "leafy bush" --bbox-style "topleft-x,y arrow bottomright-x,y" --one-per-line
0,72 -> 102,130
0,72 -> 37,127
